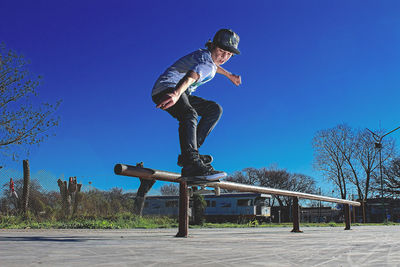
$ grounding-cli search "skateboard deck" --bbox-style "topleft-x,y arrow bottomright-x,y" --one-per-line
179,172 -> 227,186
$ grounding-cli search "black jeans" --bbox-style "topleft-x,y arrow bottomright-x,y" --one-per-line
152,88 -> 223,158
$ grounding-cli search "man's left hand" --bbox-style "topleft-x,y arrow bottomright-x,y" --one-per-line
229,74 -> 242,86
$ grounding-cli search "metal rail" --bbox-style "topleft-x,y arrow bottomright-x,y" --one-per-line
114,163 -> 360,206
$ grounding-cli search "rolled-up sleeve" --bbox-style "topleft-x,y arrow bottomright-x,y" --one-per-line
192,62 -> 215,82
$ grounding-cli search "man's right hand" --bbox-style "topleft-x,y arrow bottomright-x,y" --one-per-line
156,92 -> 180,110
156,71 -> 198,110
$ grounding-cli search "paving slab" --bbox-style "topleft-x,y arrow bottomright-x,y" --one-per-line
0,226 -> 399,266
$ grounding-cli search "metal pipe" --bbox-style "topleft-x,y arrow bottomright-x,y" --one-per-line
210,181 -> 361,206
114,163 -> 361,206
114,163 -> 180,182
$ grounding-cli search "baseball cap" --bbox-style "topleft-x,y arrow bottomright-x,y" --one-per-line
212,29 -> 240,55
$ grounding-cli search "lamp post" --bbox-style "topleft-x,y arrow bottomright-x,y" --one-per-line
367,126 -> 400,222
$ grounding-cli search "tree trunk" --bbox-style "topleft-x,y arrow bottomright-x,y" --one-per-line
57,177 -> 82,218
72,183 -> 82,216
362,199 -> 366,223
22,160 -> 30,215
57,179 -> 69,217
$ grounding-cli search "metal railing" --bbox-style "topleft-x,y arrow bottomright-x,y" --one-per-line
114,163 -> 361,237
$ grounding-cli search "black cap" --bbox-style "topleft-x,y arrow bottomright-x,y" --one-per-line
212,29 -> 240,55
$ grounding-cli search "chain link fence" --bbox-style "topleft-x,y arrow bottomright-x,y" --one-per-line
0,161 -> 137,220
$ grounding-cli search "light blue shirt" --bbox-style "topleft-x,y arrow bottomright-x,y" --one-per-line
152,49 -> 217,96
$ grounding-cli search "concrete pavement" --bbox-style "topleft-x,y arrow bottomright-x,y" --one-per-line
0,226 -> 399,266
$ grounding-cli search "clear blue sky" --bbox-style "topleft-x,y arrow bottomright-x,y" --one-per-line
1,0 -> 400,195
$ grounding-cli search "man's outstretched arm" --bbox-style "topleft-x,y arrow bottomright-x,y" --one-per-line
217,66 -> 242,86
156,70 -> 199,110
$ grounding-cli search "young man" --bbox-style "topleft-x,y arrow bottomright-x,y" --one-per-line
151,29 -> 241,181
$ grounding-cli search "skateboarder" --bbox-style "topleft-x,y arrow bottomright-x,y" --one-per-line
151,29 -> 241,181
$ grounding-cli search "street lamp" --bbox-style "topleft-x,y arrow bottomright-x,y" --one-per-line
367,126 -> 400,222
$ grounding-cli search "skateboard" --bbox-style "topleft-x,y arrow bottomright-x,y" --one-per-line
179,171 -> 227,186
180,174 -> 225,197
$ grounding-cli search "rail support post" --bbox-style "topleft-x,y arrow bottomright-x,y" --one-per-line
133,178 -> 155,215
291,196 -> 302,233
176,181 -> 189,237
132,163 -> 156,216
344,204 -> 351,230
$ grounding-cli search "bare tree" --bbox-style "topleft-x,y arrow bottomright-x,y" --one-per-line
313,124 -> 397,222
261,169 -> 315,221
357,129 -> 395,198
160,183 -> 179,196
312,124 -> 352,200
0,43 -> 60,159
227,166 -> 316,222
352,129 -> 395,221
256,168 -> 291,209
383,158 -> 400,196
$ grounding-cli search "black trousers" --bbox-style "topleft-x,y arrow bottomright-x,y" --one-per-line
152,88 -> 222,158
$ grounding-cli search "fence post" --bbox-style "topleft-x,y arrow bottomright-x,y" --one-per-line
22,160 -> 30,215
176,181 -> 189,237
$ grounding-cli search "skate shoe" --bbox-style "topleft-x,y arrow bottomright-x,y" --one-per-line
181,160 -> 225,181
177,154 -> 213,167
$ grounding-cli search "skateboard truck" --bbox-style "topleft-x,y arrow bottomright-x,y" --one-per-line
192,185 -> 221,196
179,177 -> 222,197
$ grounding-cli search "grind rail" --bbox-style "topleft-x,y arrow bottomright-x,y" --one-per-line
114,163 -> 361,237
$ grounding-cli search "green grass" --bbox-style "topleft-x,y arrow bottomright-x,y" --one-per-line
1,215 -> 398,229
0,213 -> 178,229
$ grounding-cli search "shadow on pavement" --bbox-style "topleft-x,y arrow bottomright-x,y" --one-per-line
0,236 -> 106,242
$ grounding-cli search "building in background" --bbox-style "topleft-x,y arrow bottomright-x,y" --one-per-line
143,193 -> 271,223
